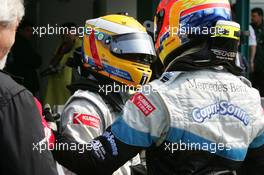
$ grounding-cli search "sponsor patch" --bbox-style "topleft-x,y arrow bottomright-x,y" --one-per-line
102,131 -> 118,156
73,113 -> 100,129
192,100 -> 249,126
104,64 -> 132,81
160,72 -> 174,83
130,93 -> 156,116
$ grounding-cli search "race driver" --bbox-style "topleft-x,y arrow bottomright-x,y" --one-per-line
54,14 -> 155,174
52,0 -> 264,174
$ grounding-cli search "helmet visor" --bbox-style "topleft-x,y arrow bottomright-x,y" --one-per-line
110,33 -> 156,64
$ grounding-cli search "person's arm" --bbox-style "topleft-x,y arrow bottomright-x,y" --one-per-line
53,91 -> 170,174
249,45 -> 256,72
59,90 -> 110,143
53,127 -> 143,175
249,25 -> 257,72
0,90 -> 58,175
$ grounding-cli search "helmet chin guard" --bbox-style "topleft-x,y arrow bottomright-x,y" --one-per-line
165,20 -> 243,75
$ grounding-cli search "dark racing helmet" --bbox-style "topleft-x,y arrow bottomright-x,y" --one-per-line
154,0 -> 242,75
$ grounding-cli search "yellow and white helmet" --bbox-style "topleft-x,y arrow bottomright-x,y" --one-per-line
82,15 -> 156,87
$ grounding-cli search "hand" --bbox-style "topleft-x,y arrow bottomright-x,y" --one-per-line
43,104 -> 59,131
42,116 -> 56,149
34,99 -> 56,149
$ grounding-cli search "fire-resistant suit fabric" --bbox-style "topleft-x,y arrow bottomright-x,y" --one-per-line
59,90 -> 141,175
53,69 -> 264,175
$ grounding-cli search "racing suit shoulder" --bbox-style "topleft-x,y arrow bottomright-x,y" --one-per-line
248,108 -> 264,148
109,71 -> 185,148
238,75 -> 264,149
156,70 -> 264,160
111,84 -> 171,148
0,71 -> 58,175
56,90 -> 143,175
60,90 -> 114,143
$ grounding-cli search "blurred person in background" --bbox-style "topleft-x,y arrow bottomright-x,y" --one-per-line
248,25 -> 257,72
0,0 -> 58,174
43,22 -> 82,107
231,3 -> 257,76
251,7 -> 264,97
5,20 -> 42,97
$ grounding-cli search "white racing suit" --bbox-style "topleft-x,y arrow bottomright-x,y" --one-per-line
59,90 -> 141,175
54,69 -> 264,175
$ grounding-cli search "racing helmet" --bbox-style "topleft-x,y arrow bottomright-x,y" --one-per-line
154,0 -> 231,66
83,15 -> 156,87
